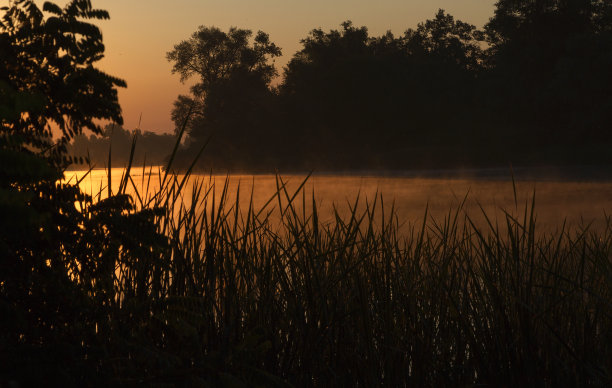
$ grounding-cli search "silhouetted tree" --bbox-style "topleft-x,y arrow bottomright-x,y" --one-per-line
485,0 -> 612,143
167,26 -> 282,169
0,2 -> 166,385
281,21 -> 377,167
0,0 -> 125,161
166,5 -> 612,171
401,10 -> 486,148
405,9 -> 484,71
280,12 -> 485,169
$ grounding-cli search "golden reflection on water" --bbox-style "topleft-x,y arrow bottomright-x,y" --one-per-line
65,168 -> 612,233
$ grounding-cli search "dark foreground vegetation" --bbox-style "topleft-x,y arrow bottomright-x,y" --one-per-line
2,1 -> 612,387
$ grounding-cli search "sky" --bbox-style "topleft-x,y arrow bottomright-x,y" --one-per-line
41,1 -> 497,134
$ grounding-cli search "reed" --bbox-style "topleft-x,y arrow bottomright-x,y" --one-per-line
68,134 -> 612,387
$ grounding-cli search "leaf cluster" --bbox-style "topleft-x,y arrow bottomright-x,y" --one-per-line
0,0 -> 125,159
167,26 -> 281,130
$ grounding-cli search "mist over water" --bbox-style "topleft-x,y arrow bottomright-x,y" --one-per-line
67,168 -> 612,233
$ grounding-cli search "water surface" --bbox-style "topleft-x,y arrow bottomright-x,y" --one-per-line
66,168 -> 612,233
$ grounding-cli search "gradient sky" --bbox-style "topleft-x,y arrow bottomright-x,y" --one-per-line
43,1 -> 497,133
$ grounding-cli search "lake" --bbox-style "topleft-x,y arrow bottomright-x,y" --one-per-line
65,167 -> 612,233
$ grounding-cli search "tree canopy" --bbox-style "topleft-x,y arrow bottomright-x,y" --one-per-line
485,0 -> 612,142
167,27 -> 281,136
166,26 -> 283,169
0,2 -> 164,385
167,4 -> 612,171
278,13 -> 486,169
0,0 -> 125,156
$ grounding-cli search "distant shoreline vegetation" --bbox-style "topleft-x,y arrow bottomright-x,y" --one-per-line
70,124 -> 612,173
73,5 -> 612,172
67,125 -> 176,169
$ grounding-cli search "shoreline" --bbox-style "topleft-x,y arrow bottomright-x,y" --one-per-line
66,164 -> 612,182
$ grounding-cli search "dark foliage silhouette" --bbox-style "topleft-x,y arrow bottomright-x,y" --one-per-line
167,26 -> 283,170
169,5 -> 612,172
485,0 -> 612,145
67,124 -> 177,168
280,13 -> 486,170
0,1 -> 164,385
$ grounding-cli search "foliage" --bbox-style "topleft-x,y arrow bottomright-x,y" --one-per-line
0,1 -> 163,386
279,13 -> 486,169
166,26 -> 282,169
166,4 -> 612,171
67,124 -> 177,168
404,9 -> 485,71
484,0 -> 612,143
0,0 -> 125,162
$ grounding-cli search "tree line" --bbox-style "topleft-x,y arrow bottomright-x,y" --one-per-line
68,124 -> 176,168
166,1 -> 612,172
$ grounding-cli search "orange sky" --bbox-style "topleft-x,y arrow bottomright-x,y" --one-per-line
42,1 -> 497,134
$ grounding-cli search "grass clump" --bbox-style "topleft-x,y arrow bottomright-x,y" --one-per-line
64,138 -> 612,386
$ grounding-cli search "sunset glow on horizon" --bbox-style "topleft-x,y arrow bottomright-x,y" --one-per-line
40,0 -> 496,134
